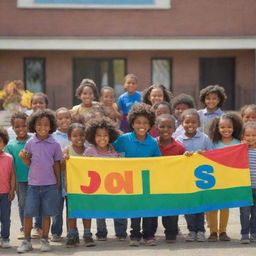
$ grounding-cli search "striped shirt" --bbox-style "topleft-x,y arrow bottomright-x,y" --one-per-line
248,148 -> 256,188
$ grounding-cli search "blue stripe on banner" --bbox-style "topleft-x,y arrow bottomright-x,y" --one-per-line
35,0 -> 154,5
69,200 -> 252,218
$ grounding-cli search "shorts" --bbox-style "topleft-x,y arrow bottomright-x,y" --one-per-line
24,185 -> 58,217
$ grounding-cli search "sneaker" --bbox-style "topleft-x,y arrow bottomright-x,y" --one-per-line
250,233 -> 256,242
129,239 -> 140,246
240,234 -> 250,244
84,237 -> 96,247
117,236 -> 126,241
40,238 -> 51,252
65,235 -> 79,248
166,236 -> 176,243
97,237 -> 107,241
185,231 -> 196,242
31,227 -> 41,239
196,232 -> 206,242
208,232 -> 218,242
51,234 -> 62,242
18,230 -> 25,240
1,240 -> 11,248
17,240 -> 33,253
219,232 -> 231,241
144,239 -> 157,246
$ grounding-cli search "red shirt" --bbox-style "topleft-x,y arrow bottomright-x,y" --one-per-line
0,152 -> 14,193
156,137 -> 185,156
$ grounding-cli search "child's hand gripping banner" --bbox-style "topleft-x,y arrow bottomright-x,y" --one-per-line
66,144 -> 253,219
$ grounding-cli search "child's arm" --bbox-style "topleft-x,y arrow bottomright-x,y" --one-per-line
53,161 -> 61,189
19,149 -> 31,166
8,168 -> 16,201
113,103 -> 122,120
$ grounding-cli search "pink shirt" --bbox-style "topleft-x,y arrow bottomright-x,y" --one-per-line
0,152 -> 14,193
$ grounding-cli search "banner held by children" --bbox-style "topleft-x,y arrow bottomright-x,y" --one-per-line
67,144 -> 253,219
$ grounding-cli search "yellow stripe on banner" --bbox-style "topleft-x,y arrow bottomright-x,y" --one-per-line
66,154 -> 251,195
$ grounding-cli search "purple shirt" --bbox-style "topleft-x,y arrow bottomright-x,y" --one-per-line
25,135 -> 63,186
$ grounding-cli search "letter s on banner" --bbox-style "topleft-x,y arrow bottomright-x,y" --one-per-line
194,165 -> 216,189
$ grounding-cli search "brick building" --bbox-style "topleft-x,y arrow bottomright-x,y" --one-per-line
0,0 -> 255,109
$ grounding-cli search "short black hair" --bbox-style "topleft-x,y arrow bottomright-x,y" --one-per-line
208,112 -> 243,143
11,111 -> 28,126
172,93 -> 196,109
31,92 -> 49,106
142,84 -> 172,106
155,114 -> 176,127
55,107 -> 71,117
0,127 -> 9,145
85,117 -> 121,145
152,101 -> 172,114
181,108 -> 200,124
199,85 -> 227,108
124,74 -> 138,83
127,103 -> 155,129
28,109 -> 57,134
67,123 -> 85,138
75,79 -> 99,101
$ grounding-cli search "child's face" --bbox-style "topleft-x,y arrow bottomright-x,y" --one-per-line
182,114 -> 199,138
155,104 -> 171,117
31,96 -> 47,112
124,78 -> 137,94
95,128 -> 110,151
56,110 -> 72,133
243,128 -> 256,148
132,115 -> 150,141
149,88 -> 164,106
204,93 -> 220,111
242,109 -> 256,123
69,128 -> 86,148
157,118 -> 175,142
218,119 -> 233,140
174,104 -> 189,120
12,118 -> 28,140
0,137 -> 5,152
80,86 -> 95,107
35,117 -> 51,140
101,89 -> 115,106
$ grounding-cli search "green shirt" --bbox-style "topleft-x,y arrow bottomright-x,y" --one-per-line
5,137 -> 30,182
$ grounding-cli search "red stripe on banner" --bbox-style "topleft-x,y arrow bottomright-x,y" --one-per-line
202,144 -> 248,169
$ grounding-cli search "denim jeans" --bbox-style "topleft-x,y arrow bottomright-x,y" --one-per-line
17,182 -> 28,228
240,188 -> 256,235
96,218 -> 127,238
0,193 -> 11,240
185,213 -> 205,233
51,188 -> 64,236
162,215 -> 178,239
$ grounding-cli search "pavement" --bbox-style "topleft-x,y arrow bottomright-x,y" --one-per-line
1,199 -> 256,256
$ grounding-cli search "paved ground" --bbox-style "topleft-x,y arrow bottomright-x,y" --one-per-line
1,198 -> 256,256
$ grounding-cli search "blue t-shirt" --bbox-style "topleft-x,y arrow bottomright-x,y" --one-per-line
113,131 -> 161,158
52,130 -> 70,150
118,91 -> 141,114
213,138 -> 240,149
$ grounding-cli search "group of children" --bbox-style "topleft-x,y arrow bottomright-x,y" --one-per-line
1,74 -> 256,253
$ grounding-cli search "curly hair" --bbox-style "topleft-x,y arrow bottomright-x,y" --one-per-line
199,85 -> 227,108
172,93 -> 196,109
208,112 -> 243,143
180,108 -> 200,124
240,104 -> 256,117
75,78 -> 99,101
127,103 -> 155,129
85,117 -> 121,145
28,109 -> 57,134
0,127 -> 9,145
31,92 -> 49,106
152,101 -> 172,114
142,84 -> 172,105
10,111 -> 28,126
67,123 -> 85,138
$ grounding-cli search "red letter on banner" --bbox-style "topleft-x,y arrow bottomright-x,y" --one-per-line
80,171 -> 101,194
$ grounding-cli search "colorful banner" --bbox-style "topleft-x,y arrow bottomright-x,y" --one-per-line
67,144 -> 253,219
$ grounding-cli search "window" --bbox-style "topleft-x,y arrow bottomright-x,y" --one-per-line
152,58 -> 172,90
73,58 -> 126,105
24,58 -> 45,93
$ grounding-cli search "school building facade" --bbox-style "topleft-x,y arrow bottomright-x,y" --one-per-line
0,0 -> 256,110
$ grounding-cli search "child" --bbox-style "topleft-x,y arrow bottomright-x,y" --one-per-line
65,123 -> 95,248
50,108 -> 72,242
0,127 -> 15,248
155,114 -> 185,243
207,113 -> 243,242
113,103 -> 162,246
176,109 -> 213,242
142,84 -> 172,106
100,87 -> 122,123
198,85 -> 227,133
84,117 -> 127,240
149,101 -> 172,138
5,112 -> 30,240
118,74 -> 141,133
240,121 -> 256,244
17,109 -> 62,253
70,78 -> 100,118
241,104 -> 256,123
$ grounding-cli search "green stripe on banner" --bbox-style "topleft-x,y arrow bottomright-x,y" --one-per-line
68,186 -> 252,212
